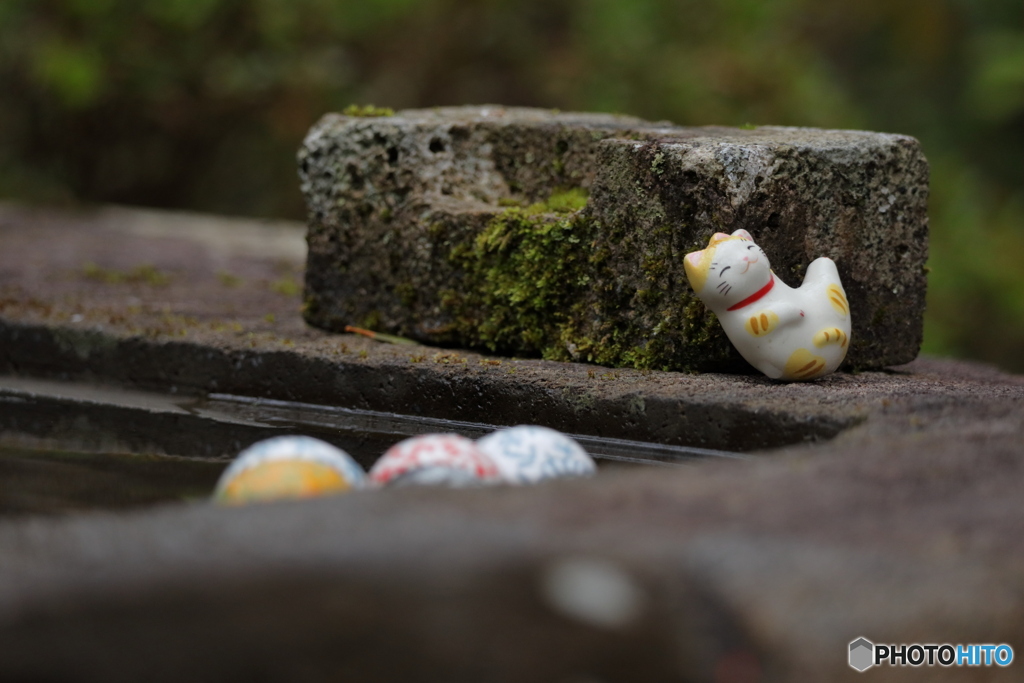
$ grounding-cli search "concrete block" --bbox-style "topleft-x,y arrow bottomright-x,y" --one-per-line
299,107 -> 928,371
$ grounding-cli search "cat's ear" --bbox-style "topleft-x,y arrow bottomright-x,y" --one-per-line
710,232 -> 731,245
684,249 -> 710,293
731,229 -> 753,241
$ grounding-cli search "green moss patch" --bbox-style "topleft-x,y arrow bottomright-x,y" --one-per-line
442,188 -> 737,371
445,195 -> 593,355
342,104 -> 394,117
81,263 -> 170,286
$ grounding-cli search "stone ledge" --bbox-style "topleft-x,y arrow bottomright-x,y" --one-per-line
0,203 -> 1004,454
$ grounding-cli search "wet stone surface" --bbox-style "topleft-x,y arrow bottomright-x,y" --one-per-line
299,106 -> 929,372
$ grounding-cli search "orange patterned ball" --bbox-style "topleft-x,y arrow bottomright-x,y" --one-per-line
214,436 -> 366,505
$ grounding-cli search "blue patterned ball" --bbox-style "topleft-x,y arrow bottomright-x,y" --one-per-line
477,426 -> 596,485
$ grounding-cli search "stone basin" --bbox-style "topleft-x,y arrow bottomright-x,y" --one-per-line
0,203 -> 1021,682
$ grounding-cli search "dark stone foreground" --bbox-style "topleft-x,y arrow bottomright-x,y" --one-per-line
1,203 -> 1022,682
300,106 -> 929,372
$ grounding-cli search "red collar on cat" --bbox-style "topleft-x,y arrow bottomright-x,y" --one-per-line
726,275 -> 775,311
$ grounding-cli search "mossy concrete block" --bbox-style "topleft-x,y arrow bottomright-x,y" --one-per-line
299,106 -> 928,371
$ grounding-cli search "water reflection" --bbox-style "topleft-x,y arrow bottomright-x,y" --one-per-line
0,446 -> 224,517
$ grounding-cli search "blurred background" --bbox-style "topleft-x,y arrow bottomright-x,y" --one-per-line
0,0 -> 1021,371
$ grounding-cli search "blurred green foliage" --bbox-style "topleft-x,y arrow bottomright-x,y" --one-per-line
0,0 -> 1021,370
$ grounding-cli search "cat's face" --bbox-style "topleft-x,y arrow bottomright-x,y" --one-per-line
684,229 -> 772,308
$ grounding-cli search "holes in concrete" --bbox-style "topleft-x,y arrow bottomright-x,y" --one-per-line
429,138 -> 446,153
346,163 -> 364,189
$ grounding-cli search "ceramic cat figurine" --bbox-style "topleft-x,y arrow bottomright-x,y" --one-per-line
684,229 -> 851,381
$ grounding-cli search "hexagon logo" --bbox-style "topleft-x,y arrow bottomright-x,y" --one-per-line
849,637 -> 874,672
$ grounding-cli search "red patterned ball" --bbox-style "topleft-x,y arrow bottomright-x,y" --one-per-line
370,434 -> 501,488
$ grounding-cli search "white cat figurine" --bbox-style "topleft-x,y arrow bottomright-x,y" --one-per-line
684,229 -> 851,381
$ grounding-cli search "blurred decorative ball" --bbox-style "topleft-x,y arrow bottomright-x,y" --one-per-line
369,434 -> 501,488
213,436 -> 366,504
477,425 -> 596,484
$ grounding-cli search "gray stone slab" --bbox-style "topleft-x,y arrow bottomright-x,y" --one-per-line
0,203 -> 1022,682
299,106 -> 929,372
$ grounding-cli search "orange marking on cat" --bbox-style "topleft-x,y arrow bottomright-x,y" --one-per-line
684,234 -> 747,294
744,310 -> 778,337
795,360 -> 825,377
827,285 -> 849,316
813,327 -> 847,348
806,367 -> 824,378
783,348 -> 828,381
